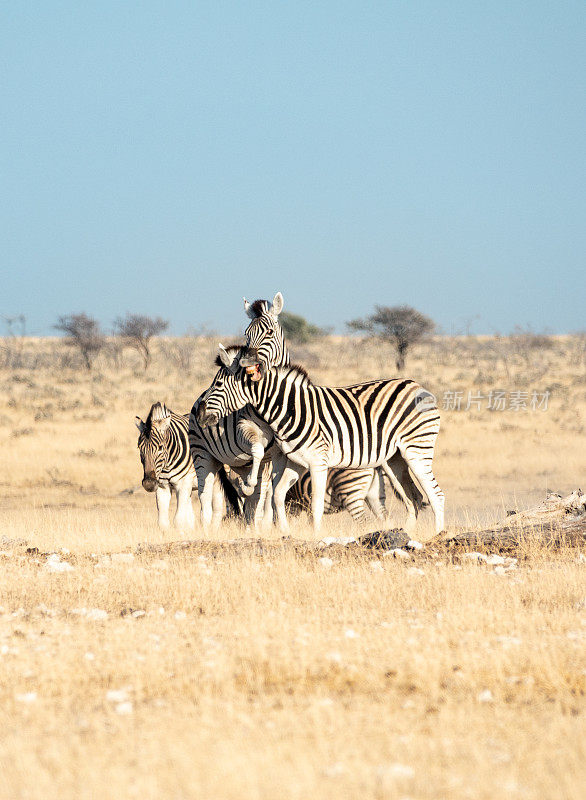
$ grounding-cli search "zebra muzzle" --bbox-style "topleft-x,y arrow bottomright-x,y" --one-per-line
142,476 -> 157,492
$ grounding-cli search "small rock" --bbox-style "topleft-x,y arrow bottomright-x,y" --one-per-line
319,536 -> 356,548
106,688 -> 130,703
131,610 -> 146,618
477,689 -> 494,703
111,553 -> 134,564
377,763 -> 415,780
344,628 -> 359,639
85,608 -> 108,621
174,610 -> 187,620
383,548 -> 410,559
369,560 -> 384,572
462,552 -> 487,563
319,557 -> 334,569
115,701 -> 133,715
486,554 -> 505,565
406,540 -> 423,550
15,692 -> 37,703
45,554 -> 74,573
493,566 -> 507,576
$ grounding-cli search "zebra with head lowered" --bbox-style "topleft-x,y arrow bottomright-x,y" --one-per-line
240,293 -> 425,527
188,376 -> 277,530
136,402 -> 240,529
197,349 -> 445,534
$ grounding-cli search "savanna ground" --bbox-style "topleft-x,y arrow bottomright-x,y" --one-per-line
0,333 -> 585,799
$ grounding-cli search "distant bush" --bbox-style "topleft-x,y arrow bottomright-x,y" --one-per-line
54,313 -> 106,371
113,313 -> 169,371
348,305 -> 435,370
279,311 -> 326,344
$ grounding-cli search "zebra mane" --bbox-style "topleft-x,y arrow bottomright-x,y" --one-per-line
144,402 -> 172,435
281,363 -> 311,384
249,299 -> 270,318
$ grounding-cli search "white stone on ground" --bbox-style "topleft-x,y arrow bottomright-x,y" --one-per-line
106,688 -> 130,703
406,540 -> 423,550
383,548 -> 410,559
462,552 -> 487,563
15,692 -> 37,703
111,553 -> 134,564
45,554 -> 74,573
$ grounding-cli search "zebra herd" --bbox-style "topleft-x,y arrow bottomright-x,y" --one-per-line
136,293 -> 444,534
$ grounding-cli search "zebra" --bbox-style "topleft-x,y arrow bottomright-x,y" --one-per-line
286,467 -> 386,520
136,402 -> 240,529
188,380 -> 277,530
242,292 -> 289,377
241,292 -> 426,525
197,347 -> 445,533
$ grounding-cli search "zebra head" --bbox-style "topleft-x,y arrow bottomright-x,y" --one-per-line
135,402 -> 173,492
241,292 -> 289,380
197,344 -> 252,428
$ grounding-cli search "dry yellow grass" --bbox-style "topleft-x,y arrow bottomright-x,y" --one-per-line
0,334 -> 585,799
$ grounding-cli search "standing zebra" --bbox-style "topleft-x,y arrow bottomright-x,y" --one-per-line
136,402 -> 240,529
197,349 -> 445,533
241,292 -> 425,526
188,368 -> 277,529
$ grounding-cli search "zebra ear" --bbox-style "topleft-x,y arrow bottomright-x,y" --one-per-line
243,297 -> 255,320
217,343 -> 233,368
270,292 -> 284,318
135,416 -> 146,433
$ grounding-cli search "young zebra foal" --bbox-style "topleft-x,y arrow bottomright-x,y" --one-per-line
197,347 -> 445,533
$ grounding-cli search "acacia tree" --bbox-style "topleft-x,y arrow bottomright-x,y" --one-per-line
113,313 -> 169,370
348,305 -> 434,370
54,313 -> 106,370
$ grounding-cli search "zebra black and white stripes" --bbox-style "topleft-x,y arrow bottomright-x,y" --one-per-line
242,292 -> 289,378
240,292 -> 426,528
198,354 -> 444,533
136,402 -> 199,530
137,402 -> 241,529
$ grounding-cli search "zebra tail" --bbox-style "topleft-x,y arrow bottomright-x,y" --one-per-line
218,466 -> 244,518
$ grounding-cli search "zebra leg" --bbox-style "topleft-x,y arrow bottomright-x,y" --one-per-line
364,469 -> 387,520
254,461 -> 273,529
381,456 -> 419,533
398,448 -> 445,534
195,460 -> 220,531
236,420 -> 266,497
211,472 -> 226,528
155,484 -> 172,529
173,475 -> 195,531
262,465 -> 273,526
309,465 -> 329,532
271,455 -> 305,532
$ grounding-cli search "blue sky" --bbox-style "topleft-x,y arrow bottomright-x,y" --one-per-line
2,1 -> 584,336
